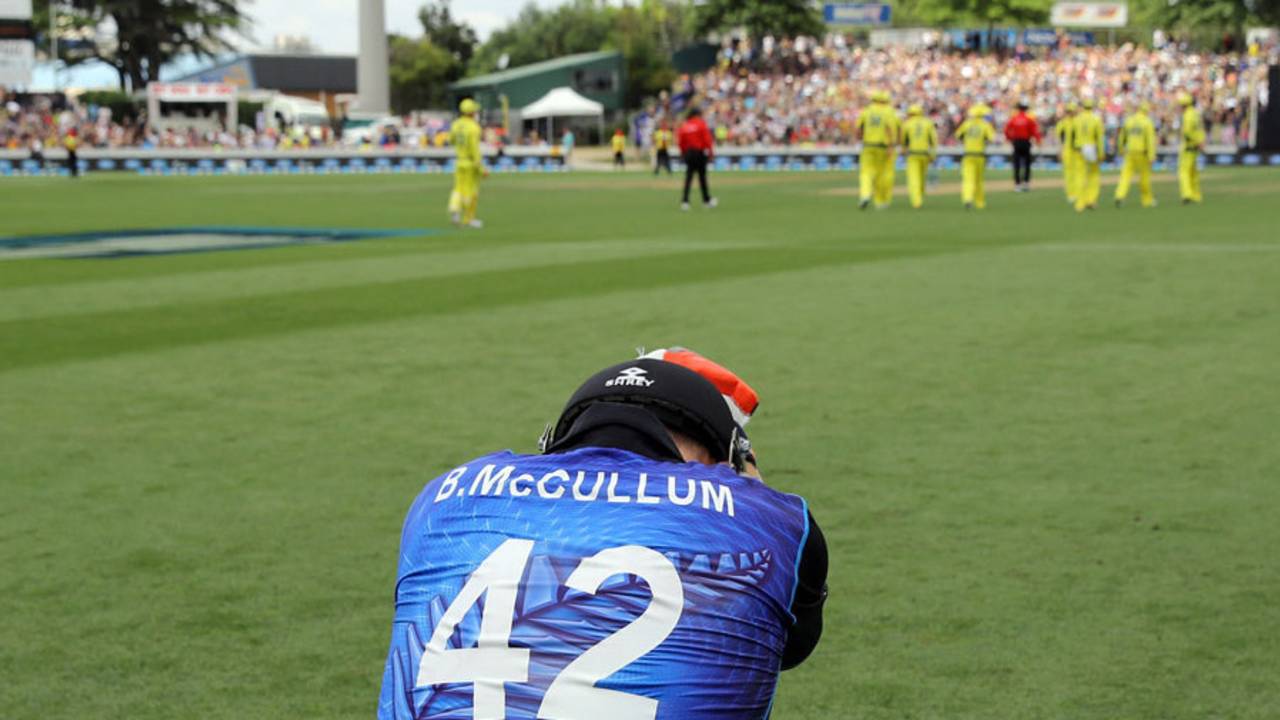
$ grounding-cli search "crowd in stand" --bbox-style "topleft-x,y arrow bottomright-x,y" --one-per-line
652,33 -> 1276,149
5,33 -> 1277,154
0,95 -> 478,151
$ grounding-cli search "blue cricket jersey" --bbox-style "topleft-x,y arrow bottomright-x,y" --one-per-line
378,447 -> 811,720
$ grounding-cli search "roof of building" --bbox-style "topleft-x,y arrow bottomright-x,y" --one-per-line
450,51 -> 621,90
251,55 -> 355,92
176,54 -> 356,92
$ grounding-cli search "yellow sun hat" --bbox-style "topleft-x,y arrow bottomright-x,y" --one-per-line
459,98 -> 480,115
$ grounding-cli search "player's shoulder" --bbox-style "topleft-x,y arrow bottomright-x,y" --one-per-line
446,448 -> 527,471
453,446 -> 806,508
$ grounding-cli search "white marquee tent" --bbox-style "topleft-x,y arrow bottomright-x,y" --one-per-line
520,86 -> 604,142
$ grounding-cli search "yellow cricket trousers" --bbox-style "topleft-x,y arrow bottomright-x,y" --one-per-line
1075,160 -> 1101,211
449,166 -> 481,222
1179,151 -> 1202,202
1115,154 -> 1154,207
906,154 -> 930,208
860,146 -> 889,204
1062,150 -> 1080,202
961,155 -> 987,209
875,150 -> 897,207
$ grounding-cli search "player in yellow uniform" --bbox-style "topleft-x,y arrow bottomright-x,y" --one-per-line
1056,102 -> 1080,204
611,128 -> 627,169
955,104 -> 996,210
1114,101 -> 1158,208
856,89 -> 899,210
63,127 -> 80,178
448,98 -> 487,229
876,93 -> 901,208
1072,98 -> 1104,212
901,104 -> 937,209
1178,93 -> 1205,204
652,122 -> 673,175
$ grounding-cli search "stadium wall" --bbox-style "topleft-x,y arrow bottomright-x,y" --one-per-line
703,145 -> 1279,173
0,147 -> 566,176
2,145 -> 1276,177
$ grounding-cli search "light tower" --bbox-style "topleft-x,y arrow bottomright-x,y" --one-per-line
356,0 -> 390,115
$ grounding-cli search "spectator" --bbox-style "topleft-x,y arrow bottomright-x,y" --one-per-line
651,37 -> 1272,152
3,39 -> 1274,155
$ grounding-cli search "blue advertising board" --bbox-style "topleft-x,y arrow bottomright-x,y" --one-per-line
1022,28 -> 1096,46
823,3 -> 892,26
945,28 -> 1095,50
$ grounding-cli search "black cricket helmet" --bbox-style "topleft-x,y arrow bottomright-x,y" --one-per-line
542,358 -> 749,470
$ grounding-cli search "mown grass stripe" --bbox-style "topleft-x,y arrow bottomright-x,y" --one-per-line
1,244 -> 957,372
0,238 -> 752,322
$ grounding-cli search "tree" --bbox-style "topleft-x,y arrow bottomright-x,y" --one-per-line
31,2 -> 97,62
903,0 -> 1050,27
1142,0 -> 1266,33
901,0 -> 1277,35
693,0 -> 824,39
468,0 -> 696,109
36,0 -> 246,91
611,1 -> 697,108
388,34 -> 455,113
417,0 -> 477,81
1248,0 -> 1280,25
470,0 -> 616,74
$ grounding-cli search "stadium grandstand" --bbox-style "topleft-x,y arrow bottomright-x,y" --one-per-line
4,33 -> 1276,156
646,37 -> 1272,149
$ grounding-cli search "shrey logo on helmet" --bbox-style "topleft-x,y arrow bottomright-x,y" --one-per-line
641,347 -> 760,428
605,367 -> 655,388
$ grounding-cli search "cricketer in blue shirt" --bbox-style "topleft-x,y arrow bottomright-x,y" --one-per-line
378,357 -> 828,719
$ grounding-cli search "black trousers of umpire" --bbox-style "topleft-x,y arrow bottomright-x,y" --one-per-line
1011,140 -> 1032,185
682,149 -> 711,203
654,148 -> 671,175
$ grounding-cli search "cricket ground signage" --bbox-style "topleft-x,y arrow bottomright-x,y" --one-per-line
823,3 -> 892,27
1050,2 -> 1128,28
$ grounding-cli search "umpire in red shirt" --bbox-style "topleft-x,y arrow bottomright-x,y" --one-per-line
1004,100 -> 1042,192
677,107 -> 717,210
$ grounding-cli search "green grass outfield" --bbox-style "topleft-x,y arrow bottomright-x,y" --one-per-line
3,167 -> 1279,719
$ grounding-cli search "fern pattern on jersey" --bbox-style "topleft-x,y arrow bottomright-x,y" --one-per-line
389,548 -> 778,718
